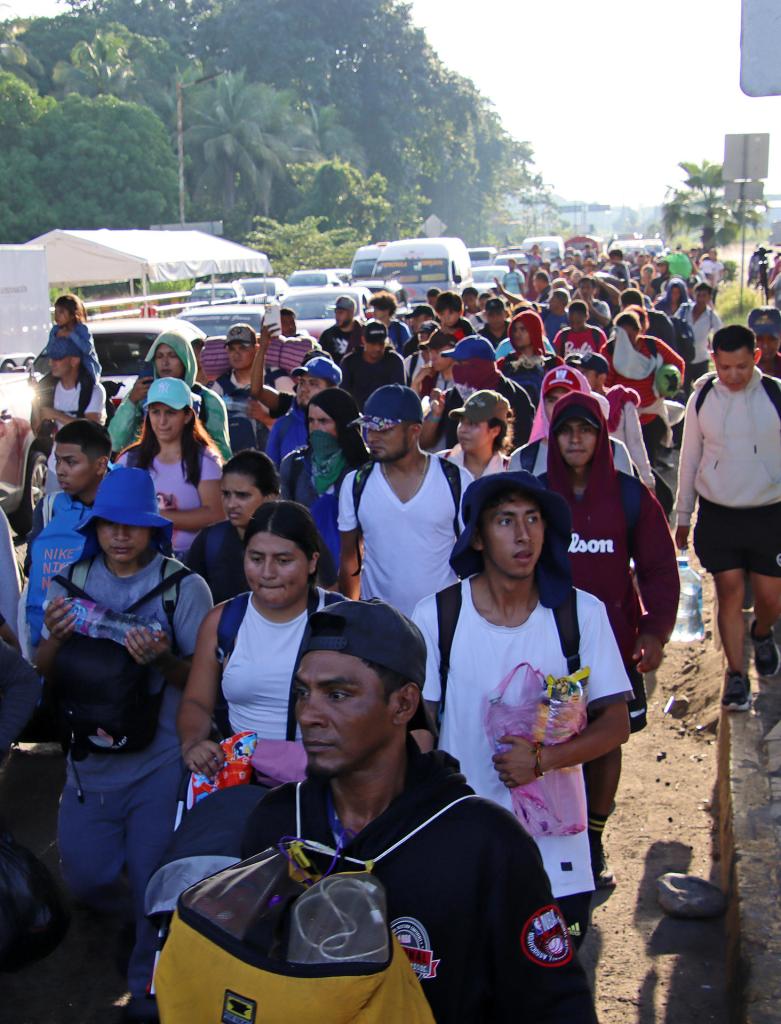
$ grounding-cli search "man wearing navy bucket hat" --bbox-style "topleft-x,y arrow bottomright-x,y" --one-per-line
35,467 -> 212,1023
412,471 -> 632,946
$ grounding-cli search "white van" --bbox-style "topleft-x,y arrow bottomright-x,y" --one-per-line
521,235 -> 566,265
373,237 -> 472,302
350,243 -> 388,281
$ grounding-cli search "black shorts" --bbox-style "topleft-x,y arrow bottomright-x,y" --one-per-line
693,498 -> 781,577
626,663 -> 647,734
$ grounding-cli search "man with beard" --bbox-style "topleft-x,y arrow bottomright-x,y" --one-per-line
337,385 -> 470,615
418,336 -> 535,453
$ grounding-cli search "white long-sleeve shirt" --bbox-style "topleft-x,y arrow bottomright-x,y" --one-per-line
676,368 -> 781,525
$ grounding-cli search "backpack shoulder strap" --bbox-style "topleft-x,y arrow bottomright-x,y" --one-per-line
552,588 -> 580,675
519,441 -> 539,473
694,374 -> 717,414
205,521 -> 231,576
216,591 -> 251,665
644,335 -> 658,359
284,587 -> 325,741
617,472 -> 642,557
438,457 -> 463,538
351,460 -> 376,533
760,375 -> 781,420
435,582 -> 463,722
41,492 -> 60,528
125,558 -> 190,625
590,327 -> 603,348
50,555 -> 94,600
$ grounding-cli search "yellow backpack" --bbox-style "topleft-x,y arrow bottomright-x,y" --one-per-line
154,788 -> 474,1023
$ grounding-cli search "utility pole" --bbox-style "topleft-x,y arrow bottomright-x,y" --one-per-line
176,72 -> 225,226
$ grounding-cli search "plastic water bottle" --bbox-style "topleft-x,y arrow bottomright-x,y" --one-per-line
46,597 -> 163,645
671,555 -> 704,642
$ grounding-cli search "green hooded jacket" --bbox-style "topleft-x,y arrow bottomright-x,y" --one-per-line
108,326 -> 232,461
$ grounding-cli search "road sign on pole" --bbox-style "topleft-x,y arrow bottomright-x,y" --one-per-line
741,0 -> 781,96
423,214 -> 447,238
723,133 -> 770,182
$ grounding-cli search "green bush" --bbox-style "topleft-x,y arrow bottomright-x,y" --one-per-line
715,281 -> 765,325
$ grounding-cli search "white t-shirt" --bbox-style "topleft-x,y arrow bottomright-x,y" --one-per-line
699,258 -> 724,287
413,578 -> 632,898
442,447 -> 507,478
338,458 -> 471,616
683,305 -> 722,364
222,589 -> 329,737
46,380 -> 107,493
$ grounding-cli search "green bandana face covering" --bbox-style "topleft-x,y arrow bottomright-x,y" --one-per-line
310,430 -> 348,495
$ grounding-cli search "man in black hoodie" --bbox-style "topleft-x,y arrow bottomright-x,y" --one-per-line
241,600 -> 596,1024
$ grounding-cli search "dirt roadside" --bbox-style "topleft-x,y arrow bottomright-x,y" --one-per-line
581,562 -> 728,1023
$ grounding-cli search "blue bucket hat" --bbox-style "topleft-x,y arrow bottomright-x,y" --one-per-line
449,471 -> 573,608
76,467 -> 173,556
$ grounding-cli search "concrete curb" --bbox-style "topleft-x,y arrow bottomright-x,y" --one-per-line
719,701 -> 781,1024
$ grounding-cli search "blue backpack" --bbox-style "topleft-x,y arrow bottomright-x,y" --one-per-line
25,493 -> 89,648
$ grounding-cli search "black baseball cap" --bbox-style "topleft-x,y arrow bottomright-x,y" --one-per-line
551,400 -> 601,432
363,319 -> 388,344
302,600 -> 429,730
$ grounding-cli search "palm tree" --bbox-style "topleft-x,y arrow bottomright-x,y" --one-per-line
0,24 -> 44,88
185,71 -> 317,215
663,160 -> 763,249
52,31 -> 135,99
306,103 -> 367,171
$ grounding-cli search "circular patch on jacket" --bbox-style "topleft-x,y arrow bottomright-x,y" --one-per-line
391,916 -> 440,980
520,904 -> 573,967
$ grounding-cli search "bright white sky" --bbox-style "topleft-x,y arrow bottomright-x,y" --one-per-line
6,0 -> 781,208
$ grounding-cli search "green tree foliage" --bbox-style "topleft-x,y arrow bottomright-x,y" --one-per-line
5,1 -> 537,246
245,217 -> 364,278
288,160 -> 391,236
0,78 -> 177,241
185,71 -> 317,216
53,28 -> 135,97
663,160 -> 764,249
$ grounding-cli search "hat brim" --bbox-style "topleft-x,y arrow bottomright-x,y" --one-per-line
450,471 -> 573,608
352,415 -> 405,431
77,505 -> 173,536
551,406 -> 601,432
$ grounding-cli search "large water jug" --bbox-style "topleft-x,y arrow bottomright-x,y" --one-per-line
671,555 -> 704,642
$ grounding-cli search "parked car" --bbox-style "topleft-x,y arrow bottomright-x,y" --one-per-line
0,372 -> 47,534
279,287 -> 373,340
186,281 -> 247,306
32,317 -> 207,413
179,305 -> 264,341
286,269 -> 343,289
470,265 -> 509,286
350,278 -> 409,308
235,276 -> 288,301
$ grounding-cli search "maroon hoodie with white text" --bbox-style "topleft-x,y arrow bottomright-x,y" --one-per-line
543,392 -> 679,664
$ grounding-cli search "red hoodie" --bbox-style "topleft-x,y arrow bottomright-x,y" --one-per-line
544,392 -> 679,664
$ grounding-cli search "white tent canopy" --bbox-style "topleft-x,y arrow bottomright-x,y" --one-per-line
25,228 -> 271,287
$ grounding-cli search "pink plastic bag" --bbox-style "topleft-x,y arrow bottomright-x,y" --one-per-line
250,739 -> 308,788
484,662 -> 588,837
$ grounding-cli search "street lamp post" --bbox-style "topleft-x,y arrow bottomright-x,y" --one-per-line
176,72 -> 224,225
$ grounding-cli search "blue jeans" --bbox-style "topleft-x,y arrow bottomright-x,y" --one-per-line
57,758 -> 183,999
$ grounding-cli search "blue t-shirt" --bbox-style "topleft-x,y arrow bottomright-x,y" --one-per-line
388,319 -> 412,354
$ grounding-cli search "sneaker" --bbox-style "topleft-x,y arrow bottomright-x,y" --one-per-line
722,671 -> 751,712
751,621 -> 781,678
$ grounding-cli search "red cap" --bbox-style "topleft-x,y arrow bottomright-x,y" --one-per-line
542,366 -> 582,397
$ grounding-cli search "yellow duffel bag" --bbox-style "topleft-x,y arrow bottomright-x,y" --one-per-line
154,844 -> 435,1024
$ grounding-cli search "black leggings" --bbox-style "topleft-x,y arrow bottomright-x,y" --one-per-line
641,415 -> 667,467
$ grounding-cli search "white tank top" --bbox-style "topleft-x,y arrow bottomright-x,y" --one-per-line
221,589 -> 327,738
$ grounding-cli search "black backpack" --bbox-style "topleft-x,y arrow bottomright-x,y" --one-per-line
433,585 -> 581,724
215,373 -> 266,452
670,315 -> 696,365
695,372 -> 781,419
50,557 -> 190,763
